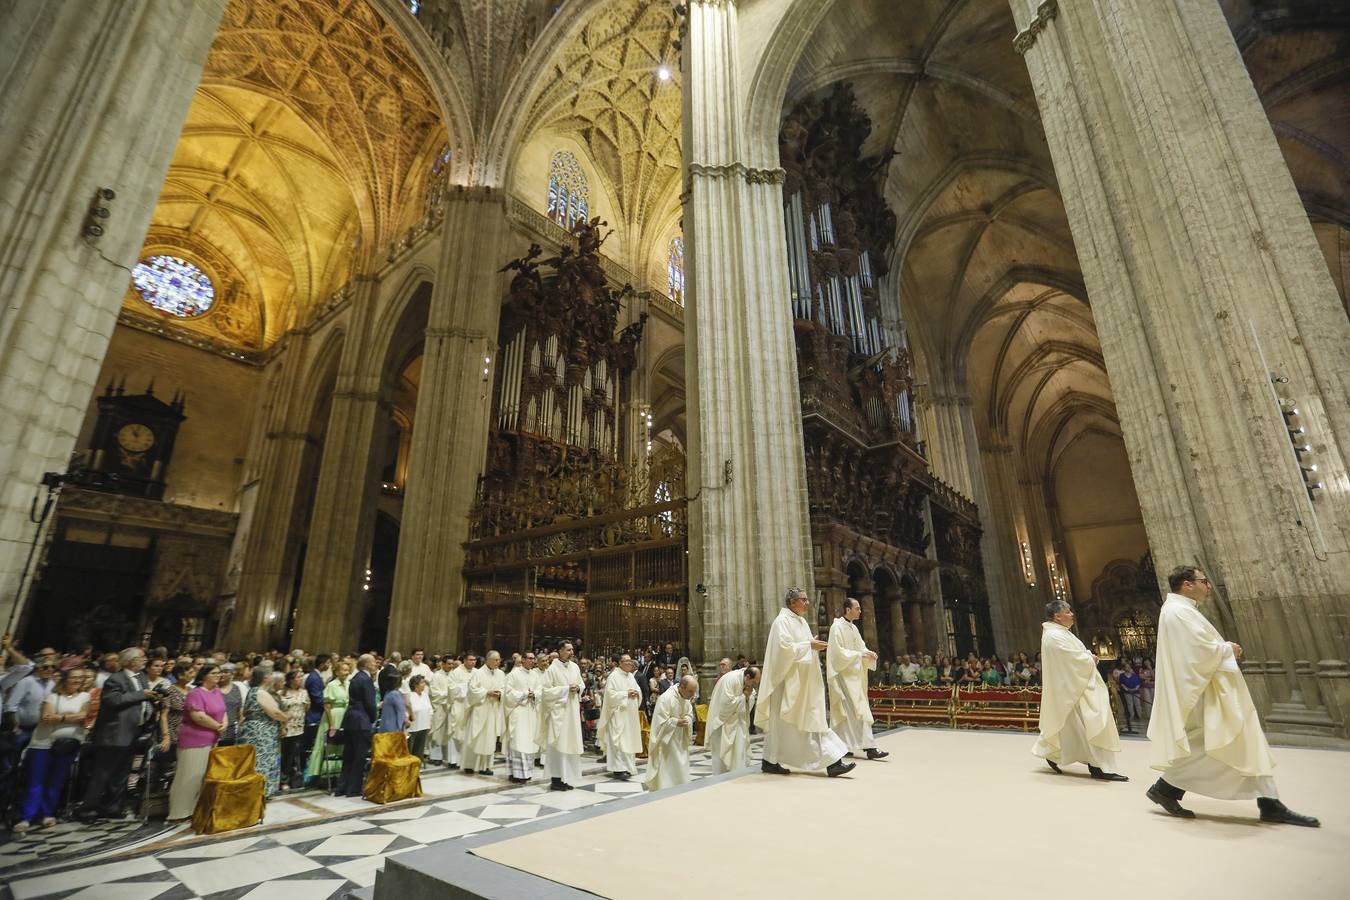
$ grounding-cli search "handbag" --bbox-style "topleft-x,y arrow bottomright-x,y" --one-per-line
328,728 -> 345,746
52,736 -> 83,755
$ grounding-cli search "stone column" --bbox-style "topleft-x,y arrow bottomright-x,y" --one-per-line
0,0 -> 226,630
854,578 -> 877,650
291,279 -> 389,653
226,341 -> 318,649
1013,0 -> 1350,740
979,440 -> 1041,647
683,0 -> 815,666
386,189 -> 505,653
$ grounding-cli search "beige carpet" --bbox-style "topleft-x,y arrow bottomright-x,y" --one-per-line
472,728 -> 1350,899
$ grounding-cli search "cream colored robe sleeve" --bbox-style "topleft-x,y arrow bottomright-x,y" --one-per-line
755,607 -> 828,733
826,618 -> 875,729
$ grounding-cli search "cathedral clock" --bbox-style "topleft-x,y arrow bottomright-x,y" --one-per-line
84,381 -> 187,500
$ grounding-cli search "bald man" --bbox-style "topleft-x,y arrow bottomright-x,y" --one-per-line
645,675 -> 698,792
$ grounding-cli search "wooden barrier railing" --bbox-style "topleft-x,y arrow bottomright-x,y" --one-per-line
869,685 -> 1042,732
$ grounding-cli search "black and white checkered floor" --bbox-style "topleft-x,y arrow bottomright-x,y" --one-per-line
2,744 -> 750,900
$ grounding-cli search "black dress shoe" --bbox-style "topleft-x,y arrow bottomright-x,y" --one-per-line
535,760 -> 545,767
478,769 -> 495,776
761,760 -> 790,775
1046,760 -> 1062,774
1146,784 -> 1195,818
826,759 -> 856,778
610,771 -> 631,781
844,752 -> 855,758
865,748 -> 889,760
1259,800 -> 1320,827
549,778 -> 568,791
1089,769 -> 1129,782
446,763 -> 459,770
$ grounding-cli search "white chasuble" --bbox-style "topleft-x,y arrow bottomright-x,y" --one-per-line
705,668 -> 755,774
464,667 -> 507,761
757,607 -> 847,772
598,669 -> 643,773
540,659 -> 584,756
448,666 -> 474,741
1033,622 -> 1121,770
644,685 -> 693,792
503,667 -> 540,755
826,616 -> 877,751
1148,593 -> 1277,800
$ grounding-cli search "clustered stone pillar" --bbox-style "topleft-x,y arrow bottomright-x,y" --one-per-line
0,0 -> 226,631
385,188 -> 506,653
1013,0 -> 1350,740
290,278 -> 389,653
683,0 -> 815,669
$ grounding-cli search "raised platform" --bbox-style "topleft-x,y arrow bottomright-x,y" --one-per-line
370,728 -> 1350,899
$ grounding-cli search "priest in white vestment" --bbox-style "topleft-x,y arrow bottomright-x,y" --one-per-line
1146,566 -> 1317,826
503,652 -> 541,783
644,676 -> 697,792
448,654 -> 476,773
756,587 -> 854,777
539,641 -> 584,791
1033,601 -> 1126,781
706,665 -> 759,774
597,655 -> 643,781
426,655 -> 458,767
827,598 -> 888,760
463,651 -> 507,776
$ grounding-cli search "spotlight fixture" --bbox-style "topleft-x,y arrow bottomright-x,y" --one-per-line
657,65 -> 672,81
82,187 -> 116,241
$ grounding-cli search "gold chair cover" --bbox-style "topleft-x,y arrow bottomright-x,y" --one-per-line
362,731 -> 423,804
638,709 -> 650,758
694,703 -> 709,745
192,744 -> 266,835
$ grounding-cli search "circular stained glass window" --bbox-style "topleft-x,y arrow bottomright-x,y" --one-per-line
131,255 -> 215,318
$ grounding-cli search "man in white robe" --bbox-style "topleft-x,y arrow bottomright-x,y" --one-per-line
1146,566 -> 1317,825
1033,600 -> 1127,781
448,653 -> 476,774
597,654 -> 643,781
463,651 -> 506,776
539,641 -> 584,791
706,665 -> 759,774
407,649 -> 433,684
644,676 -> 697,792
756,587 -> 854,777
826,598 -> 888,760
426,655 -> 458,766
503,651 -> 540,783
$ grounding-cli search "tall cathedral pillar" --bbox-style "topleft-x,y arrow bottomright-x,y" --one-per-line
683,0 -> 815,666
291,278 -> 388,653
226,340 -> 318,650
1013,0 -> 1350,739
0,0 -> 226,631
385,188 -> 505,653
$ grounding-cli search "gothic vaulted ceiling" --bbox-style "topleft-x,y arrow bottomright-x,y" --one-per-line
521,0 -> 682,230
129,0 -> 446,348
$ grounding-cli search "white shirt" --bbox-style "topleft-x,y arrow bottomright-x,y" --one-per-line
407,690 -> 432,732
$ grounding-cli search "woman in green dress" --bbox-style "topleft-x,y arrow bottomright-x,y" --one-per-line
308,658 -> 351,787
239,670 -> 288,797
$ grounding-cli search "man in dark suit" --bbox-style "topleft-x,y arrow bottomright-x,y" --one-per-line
80,647 -> 154,820
337,653 -> 378,796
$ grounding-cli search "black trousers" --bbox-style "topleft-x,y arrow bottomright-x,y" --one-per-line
280,735 -> 306,789
82,744 -> 136,815
338,730 -> 371,796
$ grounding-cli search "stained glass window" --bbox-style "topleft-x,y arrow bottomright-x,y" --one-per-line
667,235 -> 685,305
131,255 -> 215,318
547,150 -> 589,230
426,144 -> 451,213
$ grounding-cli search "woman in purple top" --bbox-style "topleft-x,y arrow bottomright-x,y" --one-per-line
167,664 -> 228,822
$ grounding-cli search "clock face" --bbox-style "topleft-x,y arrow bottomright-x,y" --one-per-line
116,423 -> 156,453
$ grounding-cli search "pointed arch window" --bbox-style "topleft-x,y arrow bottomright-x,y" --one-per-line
547,151 -> 589,230
426,144 -> 451,214
667,235 -> 685,305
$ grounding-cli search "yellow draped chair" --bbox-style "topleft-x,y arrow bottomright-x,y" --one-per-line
191,744 -> 265,835
362,731 -> 423,804
694,703 -> 709,746
638,710 -> 650,759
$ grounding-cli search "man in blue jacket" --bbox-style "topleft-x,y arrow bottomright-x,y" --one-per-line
337,654 -> 378,796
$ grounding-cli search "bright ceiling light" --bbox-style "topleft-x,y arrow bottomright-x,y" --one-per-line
657,65 -> 672,81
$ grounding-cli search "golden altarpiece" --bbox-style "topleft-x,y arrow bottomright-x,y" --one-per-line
461,223 -> 687,656
781,84 -> 992,660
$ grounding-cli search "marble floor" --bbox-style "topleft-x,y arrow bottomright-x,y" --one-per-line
1,742 -> 748,900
